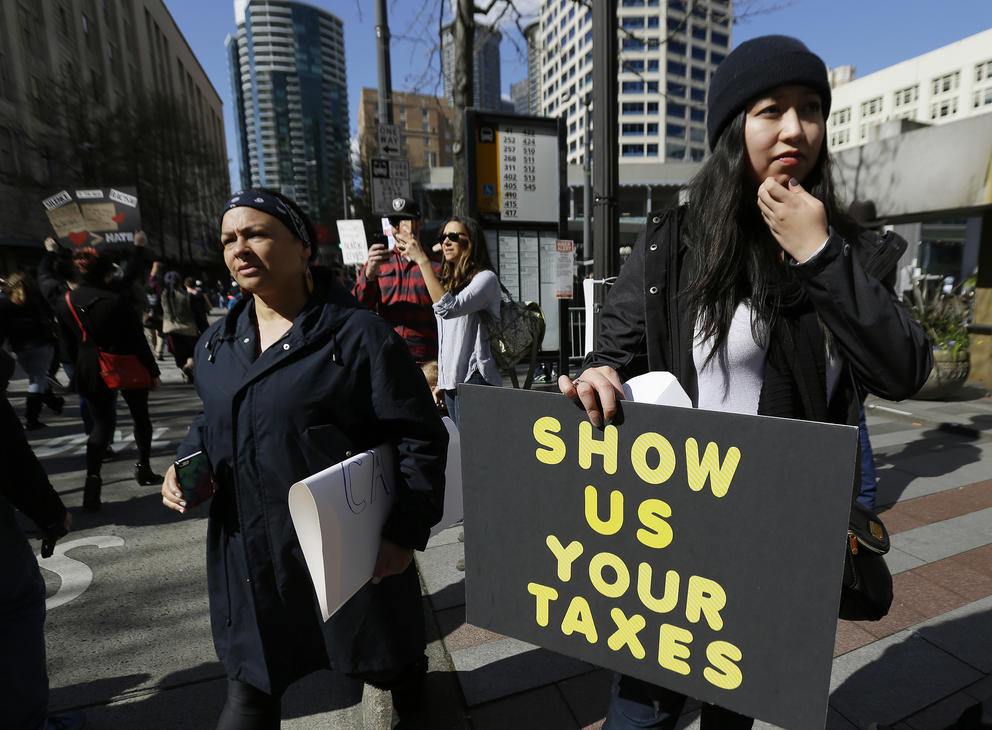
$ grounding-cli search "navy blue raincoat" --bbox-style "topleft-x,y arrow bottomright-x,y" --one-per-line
178,272 -> 447,694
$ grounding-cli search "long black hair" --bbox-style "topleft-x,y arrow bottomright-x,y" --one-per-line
682,107 -> 857,359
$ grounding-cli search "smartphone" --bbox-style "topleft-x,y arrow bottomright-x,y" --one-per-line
174,451 -> 213,508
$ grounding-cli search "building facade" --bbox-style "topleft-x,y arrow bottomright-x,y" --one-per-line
0,0 -> 228,266
536,0 -> 731,166
228,0 -> 349,227
441,24 -> 503,111
827,27 -> 992,151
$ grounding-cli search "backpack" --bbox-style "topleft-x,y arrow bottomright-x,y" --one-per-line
161,288 -> 198,336
484,281 -> 546,385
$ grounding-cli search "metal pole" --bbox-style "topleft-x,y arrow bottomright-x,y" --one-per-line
591,0 -> 618,283
375,0 -> 393,123
582,94 -> 592,264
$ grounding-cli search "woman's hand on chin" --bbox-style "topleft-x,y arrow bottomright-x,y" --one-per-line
756,177 -> 829,263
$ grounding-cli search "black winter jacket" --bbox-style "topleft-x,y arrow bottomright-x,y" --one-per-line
178,272 -> 448,694
587,208 -> 932,428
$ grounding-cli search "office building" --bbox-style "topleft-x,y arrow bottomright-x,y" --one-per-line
228,0 -> 349,226
511,79 -> 530,115
441,23 -> 503,111
0,0 -> 227,263
358,88 -> 454,171
537,0 -> 731,165
827,27 -> 992,151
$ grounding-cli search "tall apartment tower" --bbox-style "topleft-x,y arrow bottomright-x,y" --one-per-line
826,27 -> 992,151
227,0 -> 349,226
523,21 -> 542,116
441,24 -> 503,111
537,0 -> 731,165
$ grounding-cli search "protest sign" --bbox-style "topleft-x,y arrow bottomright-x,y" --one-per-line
42,187 -> 141,248
336,219 -> 369,266
459,386 -> 857,729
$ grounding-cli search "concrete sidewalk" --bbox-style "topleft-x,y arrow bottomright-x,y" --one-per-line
413,381 -> 992,729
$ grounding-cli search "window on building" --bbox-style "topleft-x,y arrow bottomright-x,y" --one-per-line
622,0 -> 646,5
690,67 -> 706,83
711,51 -> 725,64
622,143 -> 645,156
690,107 -> 704,123
860,97 -> 882,116
712,31 -> 728,47
976,60 -> 992,81
930,97 -> 958,119
667,17 -> 684,33
666,143 -> 686,159
691,25 -> 706,40
689,126 -> 705,143
830,107 -> 851,126
622,123 -> 645,135
931,71 -> 960,95
647,16 -> 659,28
647,59 -> 659,72
667,101 -> 686,117
893,85 -> 918,107
624,59 -> 645,72
646,122 -> 659,134
669,40 -> 686,56
621,16 -> 645,29
646,101 -> 659,113
622,80 -> 645,93
622,37 -> 644,50
646,143 -> 659,155
689,147 -> 705,161
667,61 -> 686,76
668,82 -> 686,98
666,123 -> 686,139
622,101 -> 645,114
691,46 -> 706,61
690,87 -> 705,103
646,81 -> 659,92
975,87 -> 992,108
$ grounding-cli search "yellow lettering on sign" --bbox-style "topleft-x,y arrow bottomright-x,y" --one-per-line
534,416 -> 566,464
636,498 -> 674,549
630,432 -> 676,484
584,485 -> 623,535
704,641 -> 743,690
527,582 -> 558,627
607,608 -> 647,659
685,576 -> 726,631
589,551 -> 630,599
657,623 -> 693,675
561,596 -> 598,643
637,563 -> 680,614
684,438 -> 741,498
578,421 -> 618,474
546,535 -> 584,581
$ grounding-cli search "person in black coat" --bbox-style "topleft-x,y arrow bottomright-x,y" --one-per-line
559,36 -> 931,730
161,189 -> 447,729
56,247 -> 162,510
0,349 -> 84,730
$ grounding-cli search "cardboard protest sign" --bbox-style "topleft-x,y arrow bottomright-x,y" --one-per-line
336,219 -> 369,266
42,187 -> 141,249
459,386 -> 857,730
289,417 -> 462,622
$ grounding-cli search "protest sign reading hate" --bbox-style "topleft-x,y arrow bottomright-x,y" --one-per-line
459,385 -> 857,729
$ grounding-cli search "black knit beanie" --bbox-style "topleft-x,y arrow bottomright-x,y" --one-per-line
706,35 -> 831,150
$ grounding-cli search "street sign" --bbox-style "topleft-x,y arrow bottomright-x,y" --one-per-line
377,124 -> 401,158
370,158 -> 411,216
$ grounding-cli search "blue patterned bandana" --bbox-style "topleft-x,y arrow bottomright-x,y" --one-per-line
221,190 -> 312,247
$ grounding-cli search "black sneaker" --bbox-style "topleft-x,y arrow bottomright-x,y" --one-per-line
134,462 -> 161,486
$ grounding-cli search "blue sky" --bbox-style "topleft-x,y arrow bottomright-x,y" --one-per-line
162,0 -> 992,190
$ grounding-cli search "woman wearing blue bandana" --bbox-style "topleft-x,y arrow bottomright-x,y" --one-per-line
161,189 -> 448,728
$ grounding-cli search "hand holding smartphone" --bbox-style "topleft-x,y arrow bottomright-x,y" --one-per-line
174,451 -> 214,509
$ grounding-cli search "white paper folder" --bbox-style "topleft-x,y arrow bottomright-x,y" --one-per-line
289,417 -> 462,621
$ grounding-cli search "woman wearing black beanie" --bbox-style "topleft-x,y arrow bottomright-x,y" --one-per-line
559,35 -> 932,729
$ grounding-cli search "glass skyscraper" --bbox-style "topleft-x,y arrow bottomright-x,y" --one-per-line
227,0 -> 349,226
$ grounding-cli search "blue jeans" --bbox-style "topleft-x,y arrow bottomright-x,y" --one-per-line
16,343 -> 54,394
604,673 -> 753,730
442,370 -> 490,426
856,405 -> 877,510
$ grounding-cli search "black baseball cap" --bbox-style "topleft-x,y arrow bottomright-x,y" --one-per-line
384,196 -> 422,221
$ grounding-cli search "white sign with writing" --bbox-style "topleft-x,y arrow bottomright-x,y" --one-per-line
370,158 -> 411,216
498,125 -> 559,223
336,219 -> 369,266
377,124 -> 402,158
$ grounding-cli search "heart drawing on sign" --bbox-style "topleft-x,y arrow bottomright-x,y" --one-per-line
112,212 -> 125,223
68,231 -> 89,247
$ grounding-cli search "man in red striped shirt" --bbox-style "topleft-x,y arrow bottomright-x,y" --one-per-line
352,197 -> 439,362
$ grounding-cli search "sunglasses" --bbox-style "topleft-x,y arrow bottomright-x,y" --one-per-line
437,231 -> 466,244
